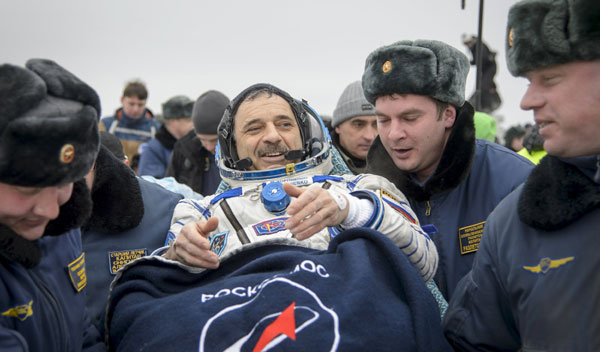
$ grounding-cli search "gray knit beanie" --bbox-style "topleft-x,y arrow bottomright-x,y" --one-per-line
162,95 -> 194,120
332,81 -> 375,128
192,90 -> 230,134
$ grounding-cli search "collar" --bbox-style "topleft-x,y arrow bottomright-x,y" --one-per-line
156,124 -> 177,150
366,102 -> 476,201
115,108 -> 154,126
84,146 -> 144,233
518,155 -> 600,230
332,132 -> 366,173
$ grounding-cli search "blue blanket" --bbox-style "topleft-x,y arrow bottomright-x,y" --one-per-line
106,228 -> 451,351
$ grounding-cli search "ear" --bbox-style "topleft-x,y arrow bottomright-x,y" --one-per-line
335,126 -> 341,134
120,96 -> 125,105
443,105 -> 457,129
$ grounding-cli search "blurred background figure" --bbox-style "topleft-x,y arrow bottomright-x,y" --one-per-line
166,90 -> 229,196
99,80 -> 160,163
473,111 -> 498,142
517,124 -> 547,165
138,95 -> 194,178
462,34 -> 502,114
503,125 -> 526,152
329,81 -> 377,174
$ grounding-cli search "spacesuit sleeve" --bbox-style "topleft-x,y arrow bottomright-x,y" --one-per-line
345,174 -> 439,281
164,198 -> 214,246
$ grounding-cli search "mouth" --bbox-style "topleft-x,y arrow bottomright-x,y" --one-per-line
391,147 -> 412,158
257,148 -> 289,166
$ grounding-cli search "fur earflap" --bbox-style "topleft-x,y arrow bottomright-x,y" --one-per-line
362,40 -> 470,107
506,0 -> 600,76
84,146 -> 144,233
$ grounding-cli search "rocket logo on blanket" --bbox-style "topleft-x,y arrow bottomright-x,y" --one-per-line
198,277 -> 340,351
252,217 -> 289,236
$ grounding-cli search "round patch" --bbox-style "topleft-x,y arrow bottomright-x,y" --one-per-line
382,60 -> 392,73
59,144 -> 75,164
508,28 -> 514,47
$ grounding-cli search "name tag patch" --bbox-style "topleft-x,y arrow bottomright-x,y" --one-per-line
67,252 -> 87,292
253,217 -> 289,236
210,231 -> 229,256
109,249 -> 147,275
459,221 -> 485,255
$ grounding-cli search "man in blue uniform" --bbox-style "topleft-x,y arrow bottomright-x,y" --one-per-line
362,39 -> 534,300
0,59 -> 104,351
444,0 -> 600,350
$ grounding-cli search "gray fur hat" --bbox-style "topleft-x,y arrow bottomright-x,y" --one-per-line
192,90 -> 230,135
162,95 -> 194,120
362,40 -> 470,107
506,0 -> 600,76
332,81 -> 375,128
0,59 -> 100,187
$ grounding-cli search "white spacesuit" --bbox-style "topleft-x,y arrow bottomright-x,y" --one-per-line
165,85 -> 439,281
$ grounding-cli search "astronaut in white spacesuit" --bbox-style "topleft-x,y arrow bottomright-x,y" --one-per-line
163,83 -> 438,281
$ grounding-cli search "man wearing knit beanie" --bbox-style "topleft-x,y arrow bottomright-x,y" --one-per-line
444,0 -> 600,349
166,90 -> 230,195
330,81 -> 377,174
138,95 -> 194,178
0,58 -> 104,350
362,39 -> 534,301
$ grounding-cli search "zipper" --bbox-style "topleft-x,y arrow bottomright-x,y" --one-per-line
425,200 -> 431,216
31,271 -> 70,352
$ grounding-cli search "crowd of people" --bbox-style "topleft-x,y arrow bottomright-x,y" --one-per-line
1,0 -> 598,350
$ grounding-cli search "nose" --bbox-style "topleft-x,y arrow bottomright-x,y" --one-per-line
206,141 -> 217,154
386,118 -> 406,141
262,123 -> 283,144
520,84 -> 544,111
32,187 -> 62,220
363,124 -> 378,143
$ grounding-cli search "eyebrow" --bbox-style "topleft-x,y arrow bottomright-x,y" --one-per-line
376,108 -> 423,118
241,115 -> 295,130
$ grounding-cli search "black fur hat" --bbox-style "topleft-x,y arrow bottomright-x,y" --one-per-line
0,59 -> 100,187
362,40 -> 470,107
506,0 -> 600,76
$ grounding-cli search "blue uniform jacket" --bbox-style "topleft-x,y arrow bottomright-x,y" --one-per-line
1,229 -> 103,352
444,155 -> 600,351
82,146 -> 183,336
137,137 -> 172,178
410,139 -> 533,299
367,102 -> 534,300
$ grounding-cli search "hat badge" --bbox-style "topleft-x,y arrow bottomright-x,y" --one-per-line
382,60 -> 392,73
59,144 -> 75,164
508,28 -> 514,47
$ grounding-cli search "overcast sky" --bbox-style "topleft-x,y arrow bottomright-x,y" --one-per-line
1,0 -> 532,135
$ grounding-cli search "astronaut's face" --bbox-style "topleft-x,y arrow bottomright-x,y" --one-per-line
234,94 -> 303,171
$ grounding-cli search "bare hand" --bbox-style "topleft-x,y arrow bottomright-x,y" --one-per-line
164,217 -> 220,268
283,183 -> 349,240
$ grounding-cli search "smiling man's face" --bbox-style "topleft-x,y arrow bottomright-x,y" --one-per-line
233,93 -> 303,171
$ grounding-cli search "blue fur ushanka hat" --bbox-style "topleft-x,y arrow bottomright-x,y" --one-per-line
506,0 -> 600,76
0,59 -> 100,187
362,40 -> 470,107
